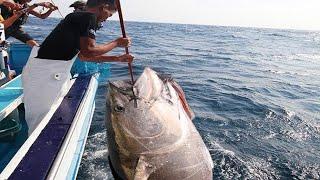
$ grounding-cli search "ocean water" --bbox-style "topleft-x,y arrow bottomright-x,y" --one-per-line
18,17 -> 320,179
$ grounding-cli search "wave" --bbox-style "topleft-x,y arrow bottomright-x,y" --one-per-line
206,137 -> 279,179
267,33 -> 291,38
264,108 -> 320,142
266,69 -> 312,77
295,53 -> 320,61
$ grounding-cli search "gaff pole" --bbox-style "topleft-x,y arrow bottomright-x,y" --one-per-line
115,0 -> 137,107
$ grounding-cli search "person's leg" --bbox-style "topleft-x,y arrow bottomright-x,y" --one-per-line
8,70 -> 16,79
10,28 -> 38,46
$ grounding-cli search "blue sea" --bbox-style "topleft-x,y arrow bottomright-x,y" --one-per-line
17,17 -> 320,179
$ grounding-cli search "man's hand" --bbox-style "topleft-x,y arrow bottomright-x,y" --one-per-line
50,5 -> 58,11
118,54 -> 134,63
2,0 -> 22,10
37,2 -> 57,9
115,37 -> 131,48
12,9 -> 24,17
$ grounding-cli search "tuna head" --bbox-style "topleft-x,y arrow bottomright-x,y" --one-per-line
106,68 -> 213,180
106,67 -> 193,155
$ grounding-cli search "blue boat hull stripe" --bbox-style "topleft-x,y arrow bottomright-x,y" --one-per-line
9,76 -> 91,180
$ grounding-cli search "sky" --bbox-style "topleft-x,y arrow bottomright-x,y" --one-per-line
36,0 -> 320,31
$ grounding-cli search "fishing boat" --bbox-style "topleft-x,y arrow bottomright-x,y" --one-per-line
0,25 -> 100,179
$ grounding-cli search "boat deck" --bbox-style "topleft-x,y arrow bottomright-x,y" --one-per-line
0,76 -> 23,121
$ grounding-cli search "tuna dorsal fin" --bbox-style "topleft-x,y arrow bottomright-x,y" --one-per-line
170,80 -> 195,120
133,156 -> 156,180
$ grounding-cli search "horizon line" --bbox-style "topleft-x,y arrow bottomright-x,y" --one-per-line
45,16 -> 320,32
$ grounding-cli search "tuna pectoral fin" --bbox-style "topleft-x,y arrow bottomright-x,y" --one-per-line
134,156 -> 155,180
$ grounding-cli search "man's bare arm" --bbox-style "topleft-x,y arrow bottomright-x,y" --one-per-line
79,36 -> 130,57
79,37 -> 118,58
1,12 -> 21,29
78,53 -> 134,63
29,8 -> 54,19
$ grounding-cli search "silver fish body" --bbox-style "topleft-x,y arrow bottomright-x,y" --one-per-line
106,67 -> 213,180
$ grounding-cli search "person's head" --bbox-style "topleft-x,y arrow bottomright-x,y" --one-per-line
86,0 -> 117,22
70,0 -> 86,12
1,0 -> 21,10
17,0 -> 31,4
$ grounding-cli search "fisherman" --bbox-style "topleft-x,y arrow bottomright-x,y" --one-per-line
0,0 -> 22,80
22,0 -> 134,134
68,0 -> 98,75
0,0 -> 22,11
69,0 -> 86,12
0,0 -> 23,30
0,0 -> 58,47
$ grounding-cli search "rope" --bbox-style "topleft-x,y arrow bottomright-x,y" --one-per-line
49,0 -> 64,18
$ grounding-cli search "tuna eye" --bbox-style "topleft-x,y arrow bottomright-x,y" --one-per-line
114,105 -> 125,113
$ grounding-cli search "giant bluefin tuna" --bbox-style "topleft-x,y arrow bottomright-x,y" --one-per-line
106,67 -> 213,180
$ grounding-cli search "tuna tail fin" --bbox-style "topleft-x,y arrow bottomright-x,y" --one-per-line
134,156 -> 156,180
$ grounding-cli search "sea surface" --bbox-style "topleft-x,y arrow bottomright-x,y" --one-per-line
17,17 -> 320,179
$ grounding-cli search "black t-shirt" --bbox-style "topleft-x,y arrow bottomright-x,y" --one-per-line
37,12 -> 98,60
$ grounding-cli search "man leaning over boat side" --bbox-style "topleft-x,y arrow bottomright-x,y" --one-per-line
0,0 -> 23,30
22,0 -> 134,135
0,0 -> 22,80
0,0 -> 22,12
0,0 -> 58,47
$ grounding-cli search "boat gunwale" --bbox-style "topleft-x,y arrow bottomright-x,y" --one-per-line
48,73 -> 99,179
0,77 -> 78,178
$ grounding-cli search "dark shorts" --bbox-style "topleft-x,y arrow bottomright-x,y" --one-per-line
6,28 -> 33,43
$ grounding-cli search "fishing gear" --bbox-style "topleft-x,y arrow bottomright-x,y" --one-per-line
50,0 -> 64,18
17,6 -> 30,14
115,0 -> 137,108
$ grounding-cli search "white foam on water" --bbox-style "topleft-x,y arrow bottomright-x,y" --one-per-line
78,132 -> 113,180
284,109 -> 295,119
265,109 -> 314,142
286,161 -> 320,179
280,129 -> 310,141
205,135 -> 279,179
93,149 -> 109,158
296,53 -> 320,61
262,131 -> 278,140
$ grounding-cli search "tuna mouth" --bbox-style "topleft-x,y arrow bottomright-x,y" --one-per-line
109,82 -> 139,104
109,68 -> 172,101
109,68 -> 175,105
109,82 -> 134,96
